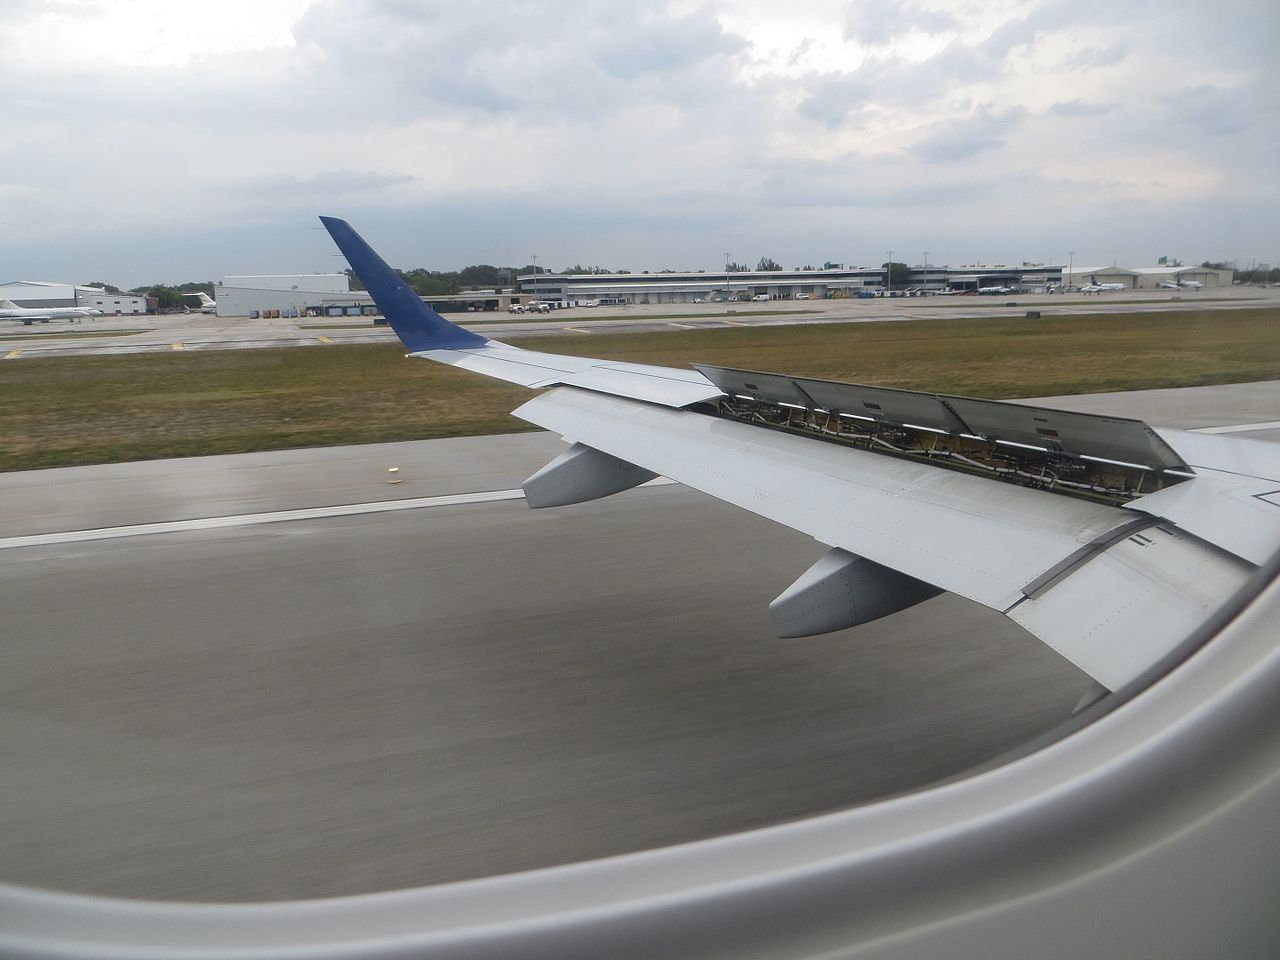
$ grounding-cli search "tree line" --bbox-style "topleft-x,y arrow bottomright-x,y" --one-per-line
342,256 -> 825,295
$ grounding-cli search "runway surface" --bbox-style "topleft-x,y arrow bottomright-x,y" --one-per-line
2,285 -> 1276,358
0,382 -> 1276,902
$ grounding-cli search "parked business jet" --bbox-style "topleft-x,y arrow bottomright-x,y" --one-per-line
183,292 -> 217,313
0,300 -> 103,325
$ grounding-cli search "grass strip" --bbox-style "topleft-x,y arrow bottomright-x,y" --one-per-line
3,307 -> 1278,472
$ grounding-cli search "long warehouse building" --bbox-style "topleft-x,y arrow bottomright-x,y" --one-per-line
517,263 -> 1233,305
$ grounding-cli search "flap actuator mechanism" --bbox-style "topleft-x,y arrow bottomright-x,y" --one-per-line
524,442 -> 659,509
770,548 -> 943,638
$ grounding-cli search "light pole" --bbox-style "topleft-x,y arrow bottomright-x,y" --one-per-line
1067,250 -> 1074,292
724,251 -> 732,303
530,253 -> 538,305
923,251 -> 929,293
885,250 -> 894,296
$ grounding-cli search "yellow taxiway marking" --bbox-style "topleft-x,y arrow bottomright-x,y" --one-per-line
5,350 -> 20,359
170,342 -> 185,350
562,326 -> 592,334
318,336 -> 334,344
667,321 -> 696,329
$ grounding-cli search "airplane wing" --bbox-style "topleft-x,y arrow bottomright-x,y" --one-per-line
321,217 -> 1265,693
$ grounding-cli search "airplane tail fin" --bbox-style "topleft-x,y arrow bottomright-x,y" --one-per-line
318,217 -> 489,352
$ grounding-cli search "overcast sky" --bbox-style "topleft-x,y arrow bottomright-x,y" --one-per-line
2,0 -> 1276,286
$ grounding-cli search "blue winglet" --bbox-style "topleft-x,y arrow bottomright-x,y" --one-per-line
319,216 -> 488,352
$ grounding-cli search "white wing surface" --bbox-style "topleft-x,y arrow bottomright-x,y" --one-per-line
322,217 -> 1270,694
514,387 -> 1252,690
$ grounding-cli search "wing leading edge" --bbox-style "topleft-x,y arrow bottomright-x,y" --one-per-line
321,216 -> 1265,692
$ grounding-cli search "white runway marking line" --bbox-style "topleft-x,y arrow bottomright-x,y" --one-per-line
1192,420 -> 1280,435
0,478 -> 679,551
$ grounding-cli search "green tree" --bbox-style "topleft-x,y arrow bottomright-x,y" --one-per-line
881,261 -> 911,289
131,285 -> 186,310
458,264 -> 501,287
756,256 -> 781,271
83,281 -> 121,294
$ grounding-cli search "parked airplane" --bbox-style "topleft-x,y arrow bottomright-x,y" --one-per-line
977,285 -> 1013,294
183,291 -> 217,313
320,216 -> 1276,701
0,300 -> 102,325
1159,278 -> 1203,290
1079,275 -> 1127,293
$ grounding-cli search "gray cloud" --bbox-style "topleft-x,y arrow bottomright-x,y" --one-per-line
909,107 -> 1026,162
232,170 -> 416,200
1061,46 -> 1127,71
843,0 -> 958,46
796,73 -> 875,128
291,0 -> 743,118
1049,99 -> 1114,117
1167,84 -> 1259,137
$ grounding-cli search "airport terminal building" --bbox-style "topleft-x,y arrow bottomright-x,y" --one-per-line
517,262 -> 1234,304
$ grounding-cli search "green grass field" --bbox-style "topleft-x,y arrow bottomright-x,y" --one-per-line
4,308 -> 1278,472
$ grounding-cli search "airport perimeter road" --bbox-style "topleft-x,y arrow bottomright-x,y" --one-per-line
3,285 -> 1278,358
1,382 -> 1276,903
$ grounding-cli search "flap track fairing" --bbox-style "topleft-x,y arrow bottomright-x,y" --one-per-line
770,548 -> 943,638
523,443 -> 659,509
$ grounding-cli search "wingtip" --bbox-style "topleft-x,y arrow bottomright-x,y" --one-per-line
318,215 -> 488,352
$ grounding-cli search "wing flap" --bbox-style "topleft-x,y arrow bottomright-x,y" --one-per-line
1008,525 -> 1252,689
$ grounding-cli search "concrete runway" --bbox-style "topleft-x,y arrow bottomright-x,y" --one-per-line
2,285 -> 1276,358
1,382 -> 1276,903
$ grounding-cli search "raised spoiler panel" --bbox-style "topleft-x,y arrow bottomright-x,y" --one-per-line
694,364 -> 1190,473
515,387 -> 1251,690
